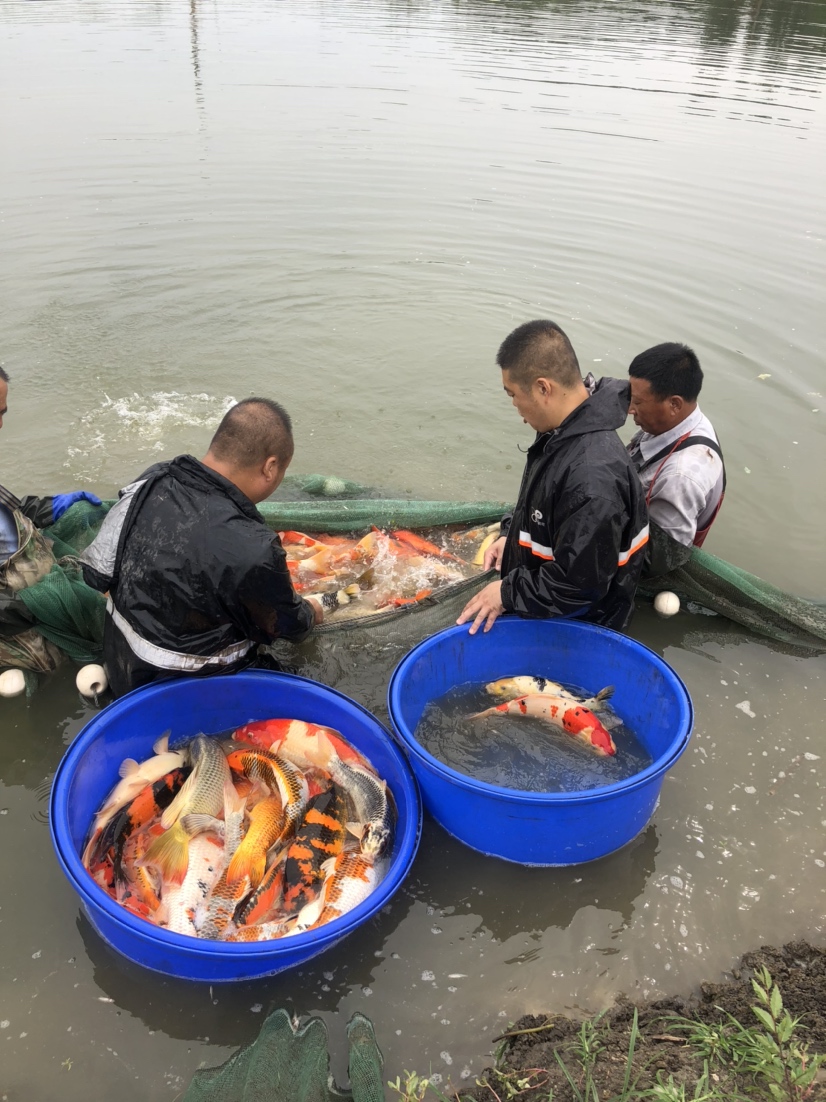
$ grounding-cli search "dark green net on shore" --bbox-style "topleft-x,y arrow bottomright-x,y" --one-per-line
8,475 -> 826,669
181,1008 -> 385,1102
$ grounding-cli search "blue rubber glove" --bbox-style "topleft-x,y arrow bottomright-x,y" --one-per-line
52,491 -> 102,521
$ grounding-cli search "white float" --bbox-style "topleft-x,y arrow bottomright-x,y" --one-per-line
0,668 -> 26,698
654,590 -> 681,618
76,663 -> 108,698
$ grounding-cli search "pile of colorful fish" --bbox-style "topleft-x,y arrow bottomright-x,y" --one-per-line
470,675 -> 621,757
279,522 -> 500,616
81,720 -> 396,941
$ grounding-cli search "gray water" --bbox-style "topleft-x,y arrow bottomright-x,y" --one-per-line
1,0 -> 825,1096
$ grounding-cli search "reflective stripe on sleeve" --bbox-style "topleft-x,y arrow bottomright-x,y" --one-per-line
518,530 -> 555,561
617,524 -> 650,567
107,598 -> 254,672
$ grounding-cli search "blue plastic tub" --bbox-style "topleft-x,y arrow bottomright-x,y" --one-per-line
387,618 -> 692,866
50,671 -> 421,982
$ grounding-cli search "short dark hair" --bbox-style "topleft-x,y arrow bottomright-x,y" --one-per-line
629,343 -> 703,402
496,320 -> 581,389
0,366 -> 8,383
208,397 -> 294,468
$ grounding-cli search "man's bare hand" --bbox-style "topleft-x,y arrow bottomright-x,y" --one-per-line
456,580 -> 504,635
483,535 -> 506,572
306,595 -> 324,625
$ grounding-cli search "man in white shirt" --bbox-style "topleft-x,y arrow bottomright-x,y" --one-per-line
626,343 -> 725,578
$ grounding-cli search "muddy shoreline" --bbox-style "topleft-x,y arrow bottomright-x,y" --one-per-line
459,941 -> 826,1101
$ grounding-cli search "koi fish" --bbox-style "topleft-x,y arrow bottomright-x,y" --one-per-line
282,787 -> 349,914
233,718 -> 363,770
470,694 -> 617,757
293,853 -> 379,932
143,736 -> 232,883
328,755 -> 395,858
224,916 -> 298,942
160,832 -> 226,936
236,852 -> 286,927
484,677 -> 615,713
83,766 -> 189,879
224,745 -> 308,827
473,531 -> 500,566
191,785 -> 249,940
225,796 -> 286,890
85,735 -> 188,841
390,529 -> 460,561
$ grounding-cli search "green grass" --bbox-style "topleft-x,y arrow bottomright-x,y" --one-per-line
387,968 -> 824,1102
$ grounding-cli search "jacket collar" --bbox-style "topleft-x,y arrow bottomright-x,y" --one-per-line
167,455 -> 262,520
633,405 -> 705,464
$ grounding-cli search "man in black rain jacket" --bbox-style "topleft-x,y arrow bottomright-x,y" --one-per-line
458,320 -> 648,634
81,398 -> 332,697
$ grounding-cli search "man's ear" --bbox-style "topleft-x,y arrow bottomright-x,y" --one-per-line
670,395 -> 685,415
535,376 -> 554,399
263,456 -> 281,484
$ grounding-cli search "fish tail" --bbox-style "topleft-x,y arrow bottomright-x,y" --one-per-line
143,821 -> 190,884
595,685 -> 615,703
225,844 -> 265,889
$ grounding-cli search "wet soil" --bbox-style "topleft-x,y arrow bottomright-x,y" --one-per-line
462,942 -> 826,1101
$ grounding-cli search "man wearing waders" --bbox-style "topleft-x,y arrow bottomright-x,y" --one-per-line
81,397 -> 346,697
626,343 -> 725,578
0,367 -> 102,672
457,320 -> 649,635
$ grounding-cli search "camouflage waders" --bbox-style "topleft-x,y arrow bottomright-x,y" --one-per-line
0,510 -> 64,672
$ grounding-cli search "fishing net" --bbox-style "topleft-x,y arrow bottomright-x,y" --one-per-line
4,474 -> 826,670
181,1007 -> 385,1102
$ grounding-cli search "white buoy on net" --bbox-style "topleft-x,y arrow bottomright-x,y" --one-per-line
654,591 -> 681,618
76,663 -> 108,698
0,668 -> 26,698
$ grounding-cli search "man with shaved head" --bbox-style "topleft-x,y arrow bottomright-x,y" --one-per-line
82,397 -> 335,696
458,320 -> 649,634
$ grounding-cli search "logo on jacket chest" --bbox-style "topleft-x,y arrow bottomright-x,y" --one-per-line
531,509 -> 544,523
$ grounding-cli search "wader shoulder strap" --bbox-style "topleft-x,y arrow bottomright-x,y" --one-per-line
639,435 -> 725,475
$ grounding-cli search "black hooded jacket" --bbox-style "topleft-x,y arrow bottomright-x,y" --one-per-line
81,455 -> 315,695
499,378 -> 648,630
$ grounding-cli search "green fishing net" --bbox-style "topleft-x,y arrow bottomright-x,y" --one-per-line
181,1008 -> 385,1102
7,473 -> 826,668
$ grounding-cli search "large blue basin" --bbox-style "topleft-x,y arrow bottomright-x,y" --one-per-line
387,618 -> 692,866
50,671 -> 421,982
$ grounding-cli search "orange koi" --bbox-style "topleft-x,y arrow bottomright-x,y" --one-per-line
225,796 -> 286,889
295,853 -> 379,931
390,529 -> 461,561
471,694 -> 617,757
236,855 -> 286,926
225,746 -> 308,828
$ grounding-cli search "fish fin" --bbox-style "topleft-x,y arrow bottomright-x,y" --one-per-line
117,758 -> 139,779
160,769 -> 197,829
152,734 -> 170,755
346,821 -> 366,840
180,813 -> 224,836
143,821 -> 190,884
466,706 -> 498,720
595,685 -> 615,703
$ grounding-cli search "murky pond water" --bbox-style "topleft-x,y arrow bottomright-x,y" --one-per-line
1,0 -> 824,1096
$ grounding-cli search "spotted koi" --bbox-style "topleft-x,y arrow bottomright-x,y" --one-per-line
470,694 -> 617,757
282,787 -> 349,914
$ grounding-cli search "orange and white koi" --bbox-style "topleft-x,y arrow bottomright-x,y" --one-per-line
484,677 -> 615,713
470,694 -> 617,757
86,735 -> 188,841
233,718 -> 363,770
293,853 -> 379,932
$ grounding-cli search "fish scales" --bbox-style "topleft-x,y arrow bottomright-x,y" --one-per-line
328,757 -> 395,858
225,747 -> 308,827
282,788 -> 349,914
144,737 -> 232,883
